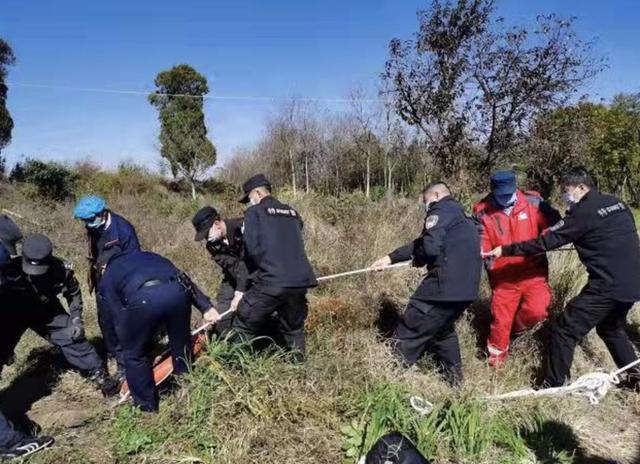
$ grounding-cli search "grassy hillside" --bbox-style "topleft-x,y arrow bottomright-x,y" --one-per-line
0,181 -> 639,463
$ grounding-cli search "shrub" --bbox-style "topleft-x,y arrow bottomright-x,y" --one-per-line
10,158 -> 78,200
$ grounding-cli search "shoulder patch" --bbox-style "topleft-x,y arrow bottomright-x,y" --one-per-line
525,194 -> 541,206
63,261 -> 74,271
266,207 -> 299,218
425,215 -> 439,229
549,220 -> 564,232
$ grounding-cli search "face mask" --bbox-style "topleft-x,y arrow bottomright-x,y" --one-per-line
249,196 -> 259,206
494,192 -> 517,209
85,216 -> 106,229
561,191 -> 577,205
208,228 -> 222,243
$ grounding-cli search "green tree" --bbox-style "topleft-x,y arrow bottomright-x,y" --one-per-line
149,64 -> 216,199
588,101 -> 640,205
0,38 -> 16,155
523,96 -> 640,205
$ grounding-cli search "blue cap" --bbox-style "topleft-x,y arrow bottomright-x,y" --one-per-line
73,195 -> 107,220
490,171 -> 517,197
0,242 -> 10,269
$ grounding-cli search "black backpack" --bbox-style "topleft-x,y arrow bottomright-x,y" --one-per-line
365,433 -> 431,464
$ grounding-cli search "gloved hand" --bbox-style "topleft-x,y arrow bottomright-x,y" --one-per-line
70,317 -> 86,342
229,291 -> 244,312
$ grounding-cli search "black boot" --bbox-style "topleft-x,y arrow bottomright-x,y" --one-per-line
89,369 -> 121,397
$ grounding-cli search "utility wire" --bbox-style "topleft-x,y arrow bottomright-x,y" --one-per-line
10,82 -> 383,104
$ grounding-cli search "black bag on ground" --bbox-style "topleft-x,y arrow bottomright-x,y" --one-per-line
365,432 -> 431,464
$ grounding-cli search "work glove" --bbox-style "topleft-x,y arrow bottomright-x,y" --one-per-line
70,317 -> 86,342
229,291 -> 244,312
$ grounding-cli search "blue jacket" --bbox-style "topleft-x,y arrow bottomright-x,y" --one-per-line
390,196 -> 481,302
90,211 -> 141,266
98,251 -> 212,314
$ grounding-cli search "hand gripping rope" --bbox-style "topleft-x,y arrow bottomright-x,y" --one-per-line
409,358 -> 640,415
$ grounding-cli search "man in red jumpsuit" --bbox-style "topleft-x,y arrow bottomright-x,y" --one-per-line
473,171 -> 561,367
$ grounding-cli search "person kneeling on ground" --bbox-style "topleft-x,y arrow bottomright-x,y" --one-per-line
371,181 -> 482,386
98,250 -> 218,412
0,242 -> 54,460
0,234 -> 119,396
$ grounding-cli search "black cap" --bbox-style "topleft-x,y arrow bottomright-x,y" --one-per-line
239,174 -> 271,204
191,206 -> 220,242
0,215 -> 23,256
22,234 -> 53,276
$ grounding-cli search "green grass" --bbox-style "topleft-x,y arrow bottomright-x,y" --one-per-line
1,184 -> 637,464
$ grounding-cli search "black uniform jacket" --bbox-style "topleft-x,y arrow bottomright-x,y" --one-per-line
504,190 -> 640,302
389,196 -> 482,302
2,256 -> 84,319
243,196 -> 317,288
206,218 -> 250,292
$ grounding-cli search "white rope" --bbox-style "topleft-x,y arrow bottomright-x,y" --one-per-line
317,261 -> 411,282
409,358 -> 640,414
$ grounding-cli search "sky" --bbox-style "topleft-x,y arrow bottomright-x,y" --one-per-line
1,0 -> 639,170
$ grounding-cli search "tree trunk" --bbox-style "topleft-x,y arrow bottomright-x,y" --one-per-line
289,148 -> 297,197
190,178 -> 197,200
365,149 -> 371,199
305,153 -> 310,194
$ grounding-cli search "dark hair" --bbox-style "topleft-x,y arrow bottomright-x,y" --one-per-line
422,180 -> 450,194
560,167 -> 595,189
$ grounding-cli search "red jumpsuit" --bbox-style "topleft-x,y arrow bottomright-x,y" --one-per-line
473,190 -> 560,366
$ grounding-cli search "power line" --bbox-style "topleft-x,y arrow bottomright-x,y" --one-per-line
10,82 -> 383,104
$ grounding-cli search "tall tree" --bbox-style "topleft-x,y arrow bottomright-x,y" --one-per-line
149,64 -> 216,199
382,0 -> 602,178
0,38 -> 16,156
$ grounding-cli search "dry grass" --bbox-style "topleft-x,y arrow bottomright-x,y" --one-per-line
0,182 -> 639,463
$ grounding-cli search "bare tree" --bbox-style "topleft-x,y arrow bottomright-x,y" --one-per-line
382,0 -> 602,178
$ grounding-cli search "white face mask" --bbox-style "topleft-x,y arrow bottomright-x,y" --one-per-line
208,229 -> 221,242
561,190 -> 578,205
249,196 -> 259,206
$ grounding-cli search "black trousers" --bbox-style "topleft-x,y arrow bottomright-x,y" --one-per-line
546,284 -> 639,387
214,279 -> 237,336
0,298 -> 104,374
393,298 -> 471,385
231,285 -> 308,360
